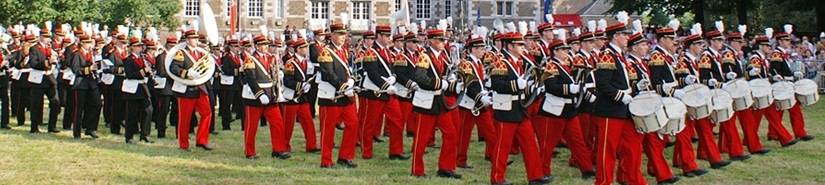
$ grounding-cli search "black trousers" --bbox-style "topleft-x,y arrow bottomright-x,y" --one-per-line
10,79 -> 18,118
104,86 -> 125,134
153,94 -> 171,137
0,76 -> 9,127
72,88 -> 102,137
59,79 -> 74,129
125,94 -> 153,141
29,87 -> 60,132
218,89 -> 242,130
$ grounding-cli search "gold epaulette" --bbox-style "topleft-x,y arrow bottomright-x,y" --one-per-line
544,63 -> 559,76
173,50 -> 185,62
459,60 -> 473,75
283,61 -> 295,74
649,52 -> 666,66
317,49 -> 333,63
392,54 -> 407,66
415,52 -> 430,69
674,62 -> 689,74
596,52 -> 616,70
243,57 -> 256,69
490,60 -> 509,76
749,57 -> 763,68
722,52 -> 736,64
698,55 -> 712,69
770,52 -> 783,62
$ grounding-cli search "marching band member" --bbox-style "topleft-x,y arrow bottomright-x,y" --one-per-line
316,22 -> 359,168
769,26 -> 814,142
488,31 -> 545,185
122,37 -> 153,144
648,21 -> 709,178
282,38 -> 320,153
57,25 -> 75,131
537,38 -> 595,180
410,29 -> 461,178
399,32 -> 421,137
572,23 -> 598,152
725,28 -> 769,154
241,33 -> 288,159
0,29 -> 11,129
28,24 -> 62,134
218,37 -> 244,131
711,22 -> 751,160
69,33 -> 101,139
151,35 -> 178,138
105,30 -> 130,135
12,30 -> 35,129
747,34 -> 797,147
591,13 -> 645,185
455,32 -> 496,169
169,29 -> 215,151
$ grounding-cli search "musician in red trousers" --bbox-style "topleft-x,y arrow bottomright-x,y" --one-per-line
536,38 -> 595,180
746,36 -> 797,147
769,29 -> 814,142
455,35 -> 496,169
241,35 -> 288,159
409,29 -> 461,178
168,30 -> 214,151
726,30 -> 770,155
316,23 -> 359,168
282,38 -> 319,153
488,32 -> 545,185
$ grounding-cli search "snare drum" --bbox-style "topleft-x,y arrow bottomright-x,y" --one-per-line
772,81 -> 796,110
682,84 -> 712,119
658,97 -> 687,135
709,89 -> 734,124
749,79 -> 774,109
629,91 -> 668,133
794,79 -> 820,106
723,79 -> 754,111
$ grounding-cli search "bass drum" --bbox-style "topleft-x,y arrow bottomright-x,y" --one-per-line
658,97 -> 687,136
723,79 -> 754,111
794,79 -> 820,106
682,84 -> 712,120
772,81 -> 796,110
628,91 -> 667,133
749,79 -> 774,109
709,89 -> 734,124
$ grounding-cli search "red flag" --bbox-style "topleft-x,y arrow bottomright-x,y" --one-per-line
229,0 -> 238,34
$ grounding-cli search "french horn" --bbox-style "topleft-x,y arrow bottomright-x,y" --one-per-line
163,42 -> 216,86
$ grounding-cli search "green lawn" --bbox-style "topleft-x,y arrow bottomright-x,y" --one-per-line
2,103 -> 825,185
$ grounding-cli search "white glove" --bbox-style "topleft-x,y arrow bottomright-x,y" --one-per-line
794,71 -> 804,79
344,89 -> 355,97
684,75 -> 697,85
410,82 -> 419,90
302,83 -> 311,93
278,71 -> 284,78
259,95 -> 270,104
187,68 -> 202,79
588,93 -> 597,103
708,79 -> 718,87
517,78 -> 527,89
484,79 -> 491,88
277,95 -> 287,102
537,86 -> 545,94
636,79 -> 650,91
726,72 -> 737,80
385,85 -> 397,95
441,80 -> 450,90
749,68 -> 760,76
307,63 -> 317,74
621,94 -> 633,105
447,74 -> 457,82
662,82 -> 677,92
456,82 -> 464,92
773,75 -> 784,81
673,89 -> 686,99
346,79 -> 355,88
569,84 -> 580,94
382,76 -> 397,84
480,96 -> 493,105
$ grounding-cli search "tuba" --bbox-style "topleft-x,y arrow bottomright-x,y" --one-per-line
163,43 -> 216,86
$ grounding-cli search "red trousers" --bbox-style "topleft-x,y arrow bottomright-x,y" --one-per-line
579,112 -> 597,155
358,97 -> 405,158
319,104 -> 359,166
457,108 -> 496,166
593,116 -> 645,185
243,105 -> 286,156
283,103 -> 317,152
536,115 -> 594,176
176,92 -> 212,149
411,112 -> 458,176
779,102 -> 809,138
643,133 -> 674,182
717,114 -> 745,157
695,118 -> 723,163
736,108 -> 765,153
398,100 -> 418,134
671,119 -> 700,173
752,104 -> 794,144
490,120 -> 544,184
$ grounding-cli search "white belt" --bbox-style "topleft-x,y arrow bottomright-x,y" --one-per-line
508,94 -> 526,100
18,68 -> 32,73
433,90 -> 443,95
258,83 -> 274,88
584,83 -> 595,88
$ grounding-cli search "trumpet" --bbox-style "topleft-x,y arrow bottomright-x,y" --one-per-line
471,91 -> 492,116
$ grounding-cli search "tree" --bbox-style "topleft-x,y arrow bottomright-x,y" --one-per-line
0,0 -> 181,30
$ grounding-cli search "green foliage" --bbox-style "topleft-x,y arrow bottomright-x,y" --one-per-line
0,0 -> 181,30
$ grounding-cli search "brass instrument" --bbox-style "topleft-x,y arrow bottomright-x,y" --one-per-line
163,43 -> 216,86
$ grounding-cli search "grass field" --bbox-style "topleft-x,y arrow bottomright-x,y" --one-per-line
1,102 -> 825,185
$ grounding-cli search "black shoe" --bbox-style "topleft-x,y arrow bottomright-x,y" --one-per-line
336,123 -> 345,130
140,138 -> 154,143
373,137 -> 385,143
582,171 -> 596,179
752,149 -> 770,155
271,152 -> 291,159
800,135 -> 815,141
125,139 -> 135,144
336,159 -> 357,168
30,130 -> 41,134
782,139 -> 799,147
307,148 -> 321,153
665,141 -> 676,148
196,144 -> 214,151
458,164 -> 473,169
157,134 -> 166,139
658,176 -> 681,185
427,143 -> 440,148
731,155 -> 751,161
406,132 -> 415,137
710,160 -> 731,169
436,170 -> 462,179
222,127 -> 231,131
541,175 -> 555,183
48,129 -> 60,133
246,155 -> 259,160
389,154 -> 410,160
86,132 -> 99,139
0,125 -> 11,129
683,168 -> 708,177
529,177 -> 550,185
492,181 -> 513,185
